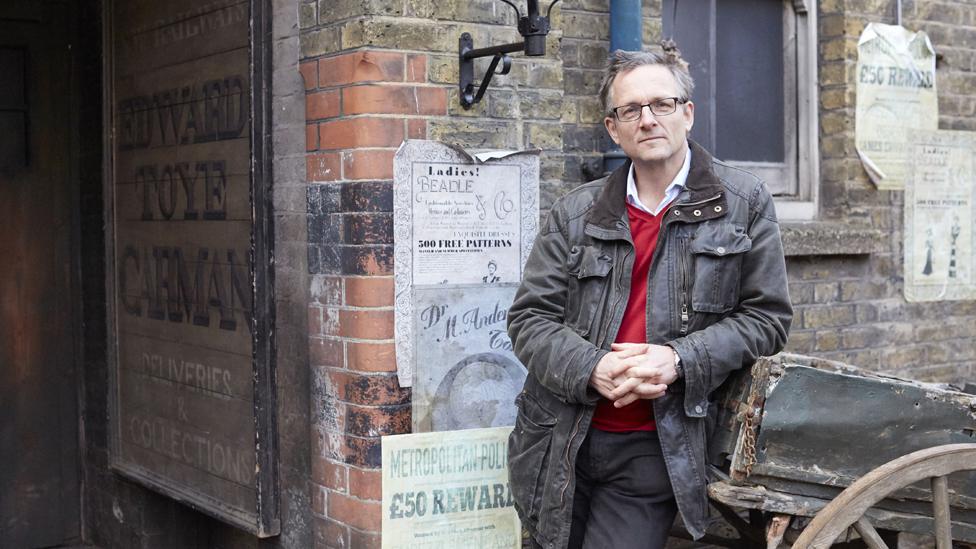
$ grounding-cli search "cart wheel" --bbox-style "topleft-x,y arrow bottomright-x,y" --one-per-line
792,443 -> 976,549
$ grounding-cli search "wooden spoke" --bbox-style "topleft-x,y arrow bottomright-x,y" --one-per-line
853,518 -> 889,549
792,444 -> 976,548
932,475 -> 951,549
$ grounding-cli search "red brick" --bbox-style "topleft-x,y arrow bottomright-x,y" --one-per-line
338,309 -> 394,339
345,277 -> 394,307
322,307 -> 341,336
342,311 -> 390,339
319,117 -> 405,150
312,485 -> 327,517
309,306 -> 323,336
319,51 -> 404,87
307,89 -> 341,120
349,468 -> 382,501
343,85 -> 446,115
329,370 -> 409,406
345,403 -> 410,436
347,341 -> 396,372
407,119 -> 426,139
308,153 -> 341,182
300,61 -> 318,90
313,515 -> 347,549
309,337 -> 343,368
406,54 -> 426,82
307,123 -> 319,151
343,149 -> 395,180
348,529 -> 381,549
312,457 -> 348,492
344,434 -> 382,467
327,491 -> 382,531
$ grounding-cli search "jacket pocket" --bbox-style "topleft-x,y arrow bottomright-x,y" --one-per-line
690,223 -> 752,313
508,392 -> 557,523
564,245 -> 613,338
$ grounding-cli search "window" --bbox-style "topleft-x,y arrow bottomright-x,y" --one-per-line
663,0 -> 818,219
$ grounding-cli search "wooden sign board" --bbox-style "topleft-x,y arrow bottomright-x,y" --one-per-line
105,0 -> 278,536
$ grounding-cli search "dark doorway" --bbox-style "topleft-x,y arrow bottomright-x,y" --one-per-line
0,1 -> 82,547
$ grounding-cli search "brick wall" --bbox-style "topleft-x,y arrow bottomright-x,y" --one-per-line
783,0 -> 976,381
301,0 -> 976,547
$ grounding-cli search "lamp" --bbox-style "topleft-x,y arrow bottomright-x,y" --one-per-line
458,0 -> 561,109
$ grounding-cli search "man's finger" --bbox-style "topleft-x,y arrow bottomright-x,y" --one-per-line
607,355 -> 645,378
609,377 -> 642,400
614,392 -> 640,408
610,342 -> 649,353
632,382 -> 668,399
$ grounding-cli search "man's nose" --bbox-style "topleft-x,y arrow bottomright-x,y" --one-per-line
638,105 -> 659,127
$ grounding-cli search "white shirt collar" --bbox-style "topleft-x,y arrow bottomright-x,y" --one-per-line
626,146 -> 692,216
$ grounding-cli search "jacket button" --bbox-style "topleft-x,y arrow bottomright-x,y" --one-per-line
674,210 -> 681,216
714,205 -> 723,213
695,405 -> 703,414
693,209 -> 701,216
716,246 -> 726,254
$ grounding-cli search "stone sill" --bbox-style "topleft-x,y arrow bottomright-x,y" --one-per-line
781,222 -> 885,257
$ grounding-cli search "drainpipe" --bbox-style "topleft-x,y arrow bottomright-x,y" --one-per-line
603,0 -> 642,174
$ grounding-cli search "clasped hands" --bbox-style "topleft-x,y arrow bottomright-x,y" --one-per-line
588,343 -> 679,408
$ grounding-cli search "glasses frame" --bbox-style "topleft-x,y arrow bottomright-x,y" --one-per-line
611,97 -> 685,122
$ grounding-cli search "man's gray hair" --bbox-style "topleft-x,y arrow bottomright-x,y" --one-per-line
599,46 -> 695,117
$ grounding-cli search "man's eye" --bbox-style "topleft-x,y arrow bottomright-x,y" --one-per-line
621,105 -> 642,117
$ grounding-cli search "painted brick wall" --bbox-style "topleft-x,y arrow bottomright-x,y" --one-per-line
300,1 -> 976,547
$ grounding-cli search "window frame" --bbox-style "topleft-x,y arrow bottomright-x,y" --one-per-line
662,0 -> 819,220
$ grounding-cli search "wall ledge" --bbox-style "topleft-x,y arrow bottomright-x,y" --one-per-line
781,221 -> 885,257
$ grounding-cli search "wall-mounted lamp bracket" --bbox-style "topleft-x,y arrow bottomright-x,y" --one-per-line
458,0 -> 560,109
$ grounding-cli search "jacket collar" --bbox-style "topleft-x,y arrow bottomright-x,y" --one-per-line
586,140 -> 727,234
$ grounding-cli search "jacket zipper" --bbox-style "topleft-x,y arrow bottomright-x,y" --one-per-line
678,238 -> 690,335
559,411 -> 586,507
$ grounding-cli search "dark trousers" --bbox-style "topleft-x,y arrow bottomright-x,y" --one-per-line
567,429 -> 678,549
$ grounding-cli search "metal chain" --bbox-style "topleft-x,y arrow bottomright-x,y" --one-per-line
741,408 -> 758,478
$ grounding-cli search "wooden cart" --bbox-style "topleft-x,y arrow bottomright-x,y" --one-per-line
699,353 -> 976,548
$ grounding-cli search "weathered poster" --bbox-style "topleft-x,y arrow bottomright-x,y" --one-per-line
904,130 -> 976,302
382,427 -> 520,549
394,140 -> 539,389
855,23 -> 938,189
412,285 -> 526,432
107,0 -> 278,535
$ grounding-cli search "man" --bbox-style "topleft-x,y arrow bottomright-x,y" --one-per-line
506,47 -> 792,549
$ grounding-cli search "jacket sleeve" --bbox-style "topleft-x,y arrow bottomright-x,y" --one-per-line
507,206 -> 607,405
667,184 -> 793,418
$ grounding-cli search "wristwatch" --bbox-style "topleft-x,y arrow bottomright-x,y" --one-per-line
672,349 -> 683,379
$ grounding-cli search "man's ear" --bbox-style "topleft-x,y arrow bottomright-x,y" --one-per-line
683,101 -> 695,133
605,116 -> 621,145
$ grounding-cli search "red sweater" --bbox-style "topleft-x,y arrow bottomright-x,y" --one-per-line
591,202 -> 666,432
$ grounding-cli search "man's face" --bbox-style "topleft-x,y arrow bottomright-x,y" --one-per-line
604,64 -> 694,169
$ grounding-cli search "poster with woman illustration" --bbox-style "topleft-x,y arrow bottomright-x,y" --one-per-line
905,130 -> 976,302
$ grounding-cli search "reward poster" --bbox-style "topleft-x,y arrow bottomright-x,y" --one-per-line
381,427 -> 520,549
905,130 -> 976,302
855,23 -> 938,189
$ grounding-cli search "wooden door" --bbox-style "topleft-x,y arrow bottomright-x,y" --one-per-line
0,2 -> 81,547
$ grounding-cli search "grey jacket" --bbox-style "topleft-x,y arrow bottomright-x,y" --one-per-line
507,142 -> 792,546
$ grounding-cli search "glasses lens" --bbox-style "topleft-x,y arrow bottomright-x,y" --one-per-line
650,98 -> 677,116
616,104 -> 643,121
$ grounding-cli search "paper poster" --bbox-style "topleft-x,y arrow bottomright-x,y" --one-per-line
904,130 -> 976,302
411,285 -> 526,432
855,23 -> 938,189
381,427 -> 520,549
394,140 -> 539,389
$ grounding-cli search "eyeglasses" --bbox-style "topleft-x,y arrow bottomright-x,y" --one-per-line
611,97 -> 684,122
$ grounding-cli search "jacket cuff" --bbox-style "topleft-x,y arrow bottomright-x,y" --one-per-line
667,338 -> 708,418
570,347 -> 606,406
